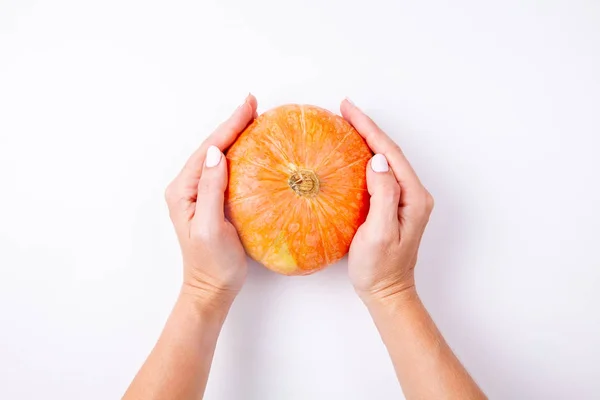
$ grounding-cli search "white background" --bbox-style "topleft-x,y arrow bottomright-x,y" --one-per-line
1,0 -> 599,399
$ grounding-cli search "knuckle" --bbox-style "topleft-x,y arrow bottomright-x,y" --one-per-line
190,224 -> 212,242
364,235 -> 385,249
390,142 -> 402,154
197,174 -> 224,197
364,228 -> 398,249
164,183 -> 179,205
414,189 -> 434,219
197,179 -> 213,196
379,181 -> 401,202
189,227 -> 208,242
191,221 -> 225,242
197,176 -> 226,200
425,190 -> 435,213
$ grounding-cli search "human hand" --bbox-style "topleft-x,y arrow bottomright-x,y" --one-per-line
342,99 -> 434,303
164,94 -> 258,305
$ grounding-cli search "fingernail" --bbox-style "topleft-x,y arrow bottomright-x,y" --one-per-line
371,154 -> 389,173
205,145 -> 222,168
345,97 -> 355,106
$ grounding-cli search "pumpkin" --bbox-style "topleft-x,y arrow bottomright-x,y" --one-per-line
225,104 -> 372,275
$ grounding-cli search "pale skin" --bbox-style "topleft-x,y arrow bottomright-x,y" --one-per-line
123,95 -> 486,400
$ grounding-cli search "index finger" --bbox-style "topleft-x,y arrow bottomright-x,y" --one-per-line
340,99 -> 424,206
179,93 -> 258,185
166,94 -> 257,225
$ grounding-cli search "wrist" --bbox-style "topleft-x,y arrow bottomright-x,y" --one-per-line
355,272 -> 417,304
179,282 -> 237,320
360,284 -> 420,312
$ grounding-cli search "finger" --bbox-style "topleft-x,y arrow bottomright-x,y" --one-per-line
363,154 -> 401,231
340,99 -> 424,207
193,145 -> 228,227
179,93 -> 257,186
166,94 -> 257,224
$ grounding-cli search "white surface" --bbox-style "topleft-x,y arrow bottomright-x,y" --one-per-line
1,0 -> 599,398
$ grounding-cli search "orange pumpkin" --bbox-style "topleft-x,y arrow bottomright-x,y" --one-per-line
225,104 -> 372,275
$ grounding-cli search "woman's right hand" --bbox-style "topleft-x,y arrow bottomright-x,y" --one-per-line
341,100 -> 485,400
342,99 -> 434,303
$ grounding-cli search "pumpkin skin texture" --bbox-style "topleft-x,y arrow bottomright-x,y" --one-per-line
225,104 -> 372,276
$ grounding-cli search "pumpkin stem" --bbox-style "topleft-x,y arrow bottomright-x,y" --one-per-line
288,169 -> 320,197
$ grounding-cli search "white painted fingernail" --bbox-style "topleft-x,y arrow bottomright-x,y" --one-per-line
371,154 -> 389,173
205,145 -> 222,168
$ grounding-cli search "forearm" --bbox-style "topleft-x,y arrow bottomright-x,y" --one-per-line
365,289 -> 485,400
123,288 -> 233,400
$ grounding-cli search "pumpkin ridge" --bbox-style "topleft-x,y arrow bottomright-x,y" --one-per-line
272,107 -> 303,165
312,128 -> 356,171
314,193 -> 354,227
311,196 -> 353,248
319,157 -> 369,180
226,187 -> 288,206
227,155 -> 287,178
230,189 -> 294,244
327,185 -> 369,191
256,124 -> 296,167
260,197 -> 301,263
308,199 -> 332,267
322,189 -> 363,213
300,104 -> 309,166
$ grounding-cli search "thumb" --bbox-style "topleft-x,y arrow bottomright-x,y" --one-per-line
194,145 -> 227,225
364,154 -> 401,229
